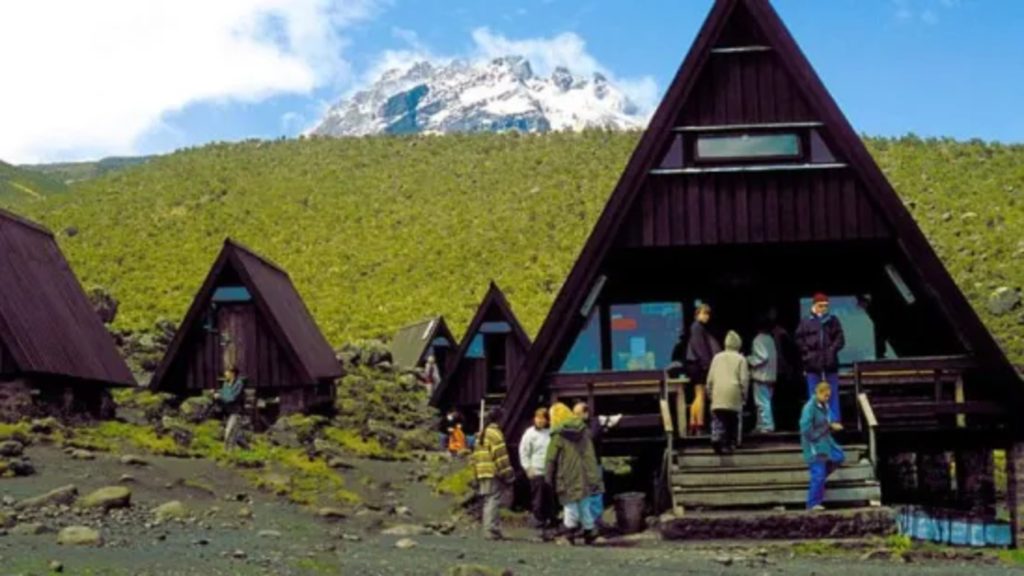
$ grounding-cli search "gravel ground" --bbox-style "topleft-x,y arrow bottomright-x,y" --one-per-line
1,445 -> 1022,576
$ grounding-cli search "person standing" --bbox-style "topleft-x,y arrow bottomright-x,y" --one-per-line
706,331 -> 750,454
768,307 -> 800,430
216,366 -> 246,451
471,407 -> 515,540
519,408 -> 555,531
800,382 -> 845,510
684,303 -> 722,435
795,293 -> 846,423
546,402 -> 603,545
419,355 -> 442,396
572,402 -> 621,534
438,408 -> 463,454
747,321 -> 779,434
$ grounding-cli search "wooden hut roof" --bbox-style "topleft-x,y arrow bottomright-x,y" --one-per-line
150,239 -> 342,389
390,316 -> 455,369
0,208 -> 134,386
429,282 -> 531,408
501,0 -> 1022,431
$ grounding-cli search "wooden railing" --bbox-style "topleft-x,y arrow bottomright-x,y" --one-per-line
546,370 -> 689,437
857,392 -> 878,473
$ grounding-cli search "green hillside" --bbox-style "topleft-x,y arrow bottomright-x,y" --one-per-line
1,132 -> 1022,363
23,155 -> 151,184
0,160 -> 68,200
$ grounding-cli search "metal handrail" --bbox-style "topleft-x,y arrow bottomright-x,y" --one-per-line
857,392 -> 878,474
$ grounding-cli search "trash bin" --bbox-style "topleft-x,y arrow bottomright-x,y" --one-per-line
614,492 -> 647,534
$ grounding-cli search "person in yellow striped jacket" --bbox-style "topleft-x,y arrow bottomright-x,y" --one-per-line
471,406 -> 515,540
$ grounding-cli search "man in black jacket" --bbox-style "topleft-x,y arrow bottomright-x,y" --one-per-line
795,293 -> 846,423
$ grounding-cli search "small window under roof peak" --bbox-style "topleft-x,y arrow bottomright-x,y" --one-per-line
695,132 -> 800,161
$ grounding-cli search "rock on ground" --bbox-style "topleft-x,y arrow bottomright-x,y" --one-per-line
78,486 -> 132,511
120,454 -> 149,466
395,537 -> 418,549
16,485 -> 78,510
12,522 -> 50,536
317,507 -> 347,520
447,565 -> 510,576
153,500 -> 189,521
57,526 -> 103,546
0,440 -> 24,457
381,524 -> 431,537
988,287 -> 1021,316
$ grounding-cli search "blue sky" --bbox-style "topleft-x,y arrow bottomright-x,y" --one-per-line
1,0 -> 1021,163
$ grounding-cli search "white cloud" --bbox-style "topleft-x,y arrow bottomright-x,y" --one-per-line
356,27 -> 659,117
891,0 -> 961,25
0,0 -> 381,163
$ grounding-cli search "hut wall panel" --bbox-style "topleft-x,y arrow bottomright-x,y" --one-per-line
679,52 -> 814,125
624,171 -> 892,248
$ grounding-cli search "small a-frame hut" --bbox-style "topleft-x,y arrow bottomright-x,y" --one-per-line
390,316 -> 456,375
150,239 -> 342,416
429,283 -> 531,432
0,208 -> 134,417
500,0 -> 1023,539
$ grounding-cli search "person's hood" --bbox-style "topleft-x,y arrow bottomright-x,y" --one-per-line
549,402 -> 574,429
554,417 -> 588,441
724,330 -> 742,351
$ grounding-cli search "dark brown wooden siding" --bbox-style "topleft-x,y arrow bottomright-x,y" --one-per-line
621,170 -> 890,248
0,339 -> 18,377
167,305 -> 301,393
678,50 -> 815,126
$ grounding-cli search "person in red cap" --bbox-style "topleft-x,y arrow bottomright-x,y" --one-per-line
794,293 -> 846,423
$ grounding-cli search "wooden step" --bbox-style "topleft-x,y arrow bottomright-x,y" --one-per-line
672,461 -> 875,488
674,482 -> 881,509
676,446 -> 867,468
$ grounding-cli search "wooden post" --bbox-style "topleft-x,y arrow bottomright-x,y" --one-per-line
675,381 -> 686,438
1008,442 -> 1024,548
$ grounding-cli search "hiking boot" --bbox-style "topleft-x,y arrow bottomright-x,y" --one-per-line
583,529 -> 598,545
809,505 -> 826,512
563,527 -> 583,545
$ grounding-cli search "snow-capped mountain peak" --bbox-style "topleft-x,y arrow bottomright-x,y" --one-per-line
310,56 -> 646,137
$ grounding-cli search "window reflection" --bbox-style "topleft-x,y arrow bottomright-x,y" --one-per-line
560,309 -> 602,373
610,303 -> 683,371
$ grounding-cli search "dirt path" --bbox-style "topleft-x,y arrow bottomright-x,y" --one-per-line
2,446 -> 1022,575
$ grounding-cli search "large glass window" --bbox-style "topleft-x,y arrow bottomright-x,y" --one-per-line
560,309 -> 602,373
610,302 -> 683,371
466,334 -> 484,358
799,295 -> 881,366
696,133 -> 800,160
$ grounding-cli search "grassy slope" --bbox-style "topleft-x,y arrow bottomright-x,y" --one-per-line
0,160 -> 68,200
1,132 -> 1021,362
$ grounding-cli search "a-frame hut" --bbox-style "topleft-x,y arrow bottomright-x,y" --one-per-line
500,0 -> 1022,537
391,316 -> 456,375
150,239 -> 342,416
0,208 -> 134,418
430,282 -> 531,433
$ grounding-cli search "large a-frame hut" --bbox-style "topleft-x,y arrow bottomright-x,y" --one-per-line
430,282 -> 531,433
0,208 -> 134,417
390,316 -> 456,375
500,0 -> 1023,540
150,239 -> 342,416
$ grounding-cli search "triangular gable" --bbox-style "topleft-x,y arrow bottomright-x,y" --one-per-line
430,282 -> 531,407
150,239 -> 341,389
0,208 -> 134,386
501,0 -> 1020,430
391,316 -> 456,369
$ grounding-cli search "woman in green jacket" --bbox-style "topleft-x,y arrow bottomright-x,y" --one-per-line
545,402 -> 603,545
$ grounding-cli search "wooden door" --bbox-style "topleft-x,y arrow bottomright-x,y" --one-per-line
217,304 -> 256,381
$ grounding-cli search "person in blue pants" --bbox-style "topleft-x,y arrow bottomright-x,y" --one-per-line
795,293 -> 845,423
801,382 -> 846,510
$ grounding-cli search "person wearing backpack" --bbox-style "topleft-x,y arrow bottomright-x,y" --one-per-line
471,407 -> 515,540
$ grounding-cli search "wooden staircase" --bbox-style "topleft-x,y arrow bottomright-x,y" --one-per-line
671,433 -> 882,511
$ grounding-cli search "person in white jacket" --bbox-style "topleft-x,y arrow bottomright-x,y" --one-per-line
747,323 -> 779,433
518,408 -> 554,530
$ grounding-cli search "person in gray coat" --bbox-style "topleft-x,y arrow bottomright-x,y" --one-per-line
747,322 -> 779,433
707,331 -> 750,454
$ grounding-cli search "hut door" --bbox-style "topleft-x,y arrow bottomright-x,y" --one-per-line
484,334 -> 507,393
217,305 -> 256,379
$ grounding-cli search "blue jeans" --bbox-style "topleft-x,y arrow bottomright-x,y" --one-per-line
562,499 -> 596,530
807,446 -> 846,509
806,372 -> 840,423
587,465 -> 605,522
753,381 -> 775,432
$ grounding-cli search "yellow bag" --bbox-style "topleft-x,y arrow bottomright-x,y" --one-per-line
448,424 -> 466,454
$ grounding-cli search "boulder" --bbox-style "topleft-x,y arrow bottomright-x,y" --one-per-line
29,417 -> 60,435
86,286 -> 119,325
258,529 -> 282,539
0,440 -> 24,457
317,507 -> 348,520
57,526 -> 102,546
988,287 -> 1021,316
395,537 -> 417,549
70,449 -> 95,460
16,485 -> 78,510
153,500 -> 189,522
0,512 -> 14,529
12,522 -> 50,536
78,486 -> 132,511
120,454 -> 149,466
381,524 -> 430,537
179,396 -> 214,423
8,458 -> 35,477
